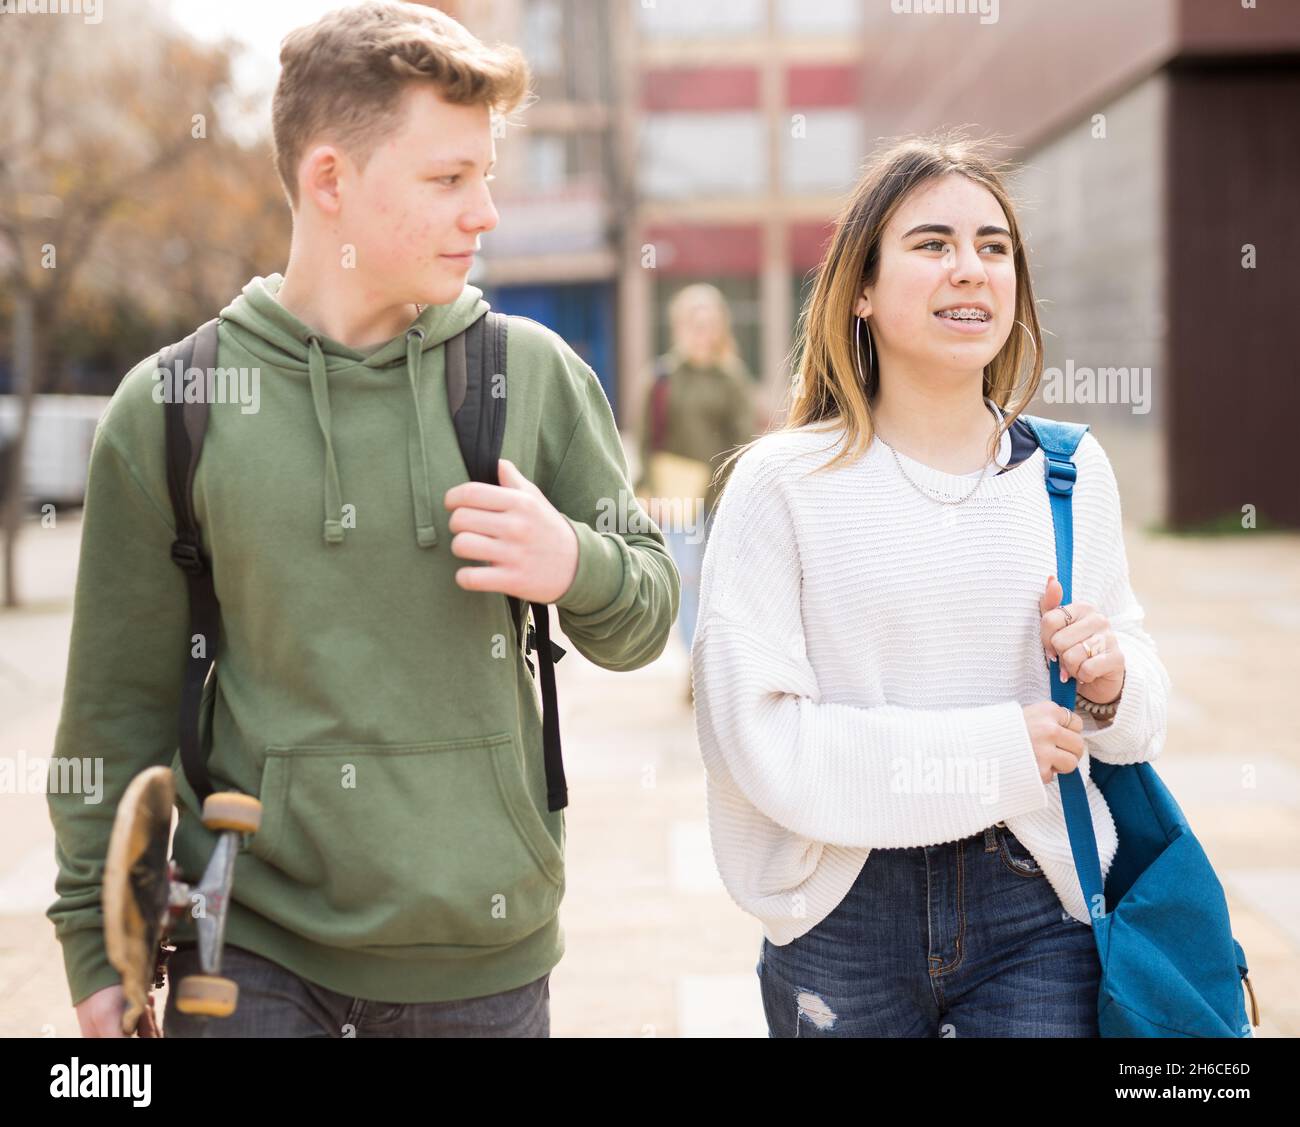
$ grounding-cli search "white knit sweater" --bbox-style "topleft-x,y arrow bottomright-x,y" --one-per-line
691,420 -> 1172,944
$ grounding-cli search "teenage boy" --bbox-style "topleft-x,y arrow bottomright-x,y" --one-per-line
48,0 -> 679,1038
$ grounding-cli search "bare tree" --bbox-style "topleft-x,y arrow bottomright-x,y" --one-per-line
0,0 -> 240,606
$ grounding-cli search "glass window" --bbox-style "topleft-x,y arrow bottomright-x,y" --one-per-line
782,108 -> 862,194
777,0 -> 863,35
640,112 -> 767,198
637,0 -> 764,39
522,0 -> 563,76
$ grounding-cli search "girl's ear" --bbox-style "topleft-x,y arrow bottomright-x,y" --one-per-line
854,297 -> 871,319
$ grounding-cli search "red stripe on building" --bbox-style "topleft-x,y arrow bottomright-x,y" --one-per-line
641,67 -> 761,112
786,63 -> 861,108
790,220 -> 838,272
642,224 -> 762,276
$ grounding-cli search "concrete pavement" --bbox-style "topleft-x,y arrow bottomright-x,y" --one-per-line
1,509 -> 1296,1037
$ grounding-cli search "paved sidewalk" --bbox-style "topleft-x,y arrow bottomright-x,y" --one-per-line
1,511 -> 1296,1037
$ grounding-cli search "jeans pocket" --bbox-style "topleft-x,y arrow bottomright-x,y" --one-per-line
997,827 -> 1047,879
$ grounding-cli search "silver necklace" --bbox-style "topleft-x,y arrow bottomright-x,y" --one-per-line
876,401 -> 1003,507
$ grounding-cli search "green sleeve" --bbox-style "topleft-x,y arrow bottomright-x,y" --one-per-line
45,409 -> 190,1007
548,361 -> 680,672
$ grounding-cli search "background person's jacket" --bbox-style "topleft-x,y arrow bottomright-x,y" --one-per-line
634,350 -> 756,519
46,273 -> 680,1007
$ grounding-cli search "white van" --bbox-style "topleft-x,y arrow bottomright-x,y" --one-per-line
0,395 -> 110,507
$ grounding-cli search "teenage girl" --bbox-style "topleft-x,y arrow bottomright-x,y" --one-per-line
691,130 -> 1171,1037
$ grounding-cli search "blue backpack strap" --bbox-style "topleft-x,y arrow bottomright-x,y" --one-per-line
1019,416 -> 1108,918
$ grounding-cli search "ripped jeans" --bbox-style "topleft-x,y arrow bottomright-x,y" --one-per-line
756,823 -> 1101,1037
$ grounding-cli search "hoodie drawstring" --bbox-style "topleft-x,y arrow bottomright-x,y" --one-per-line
306,335 -> 345,544
406,328 -> 439,549
304,328 -> 440,550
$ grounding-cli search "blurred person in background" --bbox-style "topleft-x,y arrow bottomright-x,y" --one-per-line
634,283 -> 756,702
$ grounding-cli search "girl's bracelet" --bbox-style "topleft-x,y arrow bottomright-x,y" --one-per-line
1075,670 -> 1125,724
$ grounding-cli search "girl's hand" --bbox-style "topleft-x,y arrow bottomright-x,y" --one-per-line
1039,575 -> 1125,704
1021,701 -> 1085,783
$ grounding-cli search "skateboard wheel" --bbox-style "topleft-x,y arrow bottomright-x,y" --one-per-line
174,974 -> 238,1017
201,791 -> 262,834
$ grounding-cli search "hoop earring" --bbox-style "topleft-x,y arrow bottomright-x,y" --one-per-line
989,319 -> 1040,400
854,314 -> 875,387
1014,319 -> 1037,374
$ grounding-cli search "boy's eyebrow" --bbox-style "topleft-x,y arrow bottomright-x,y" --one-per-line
430,157 -> 497,170
901,223 -> 1012,240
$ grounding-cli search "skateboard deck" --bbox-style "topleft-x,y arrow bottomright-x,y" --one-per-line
103,765 -> 175,1035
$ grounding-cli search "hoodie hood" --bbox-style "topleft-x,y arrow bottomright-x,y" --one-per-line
218,274 -> 489,550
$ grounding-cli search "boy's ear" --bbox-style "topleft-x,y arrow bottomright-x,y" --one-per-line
299,144 -> 344,215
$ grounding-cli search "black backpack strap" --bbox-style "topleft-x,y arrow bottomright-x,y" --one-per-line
161,318 -> 221,807
447,311 -> 569,811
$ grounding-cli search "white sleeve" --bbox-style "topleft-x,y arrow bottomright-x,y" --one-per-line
691,445 -> 1049,850
1076,438 -> 1172,765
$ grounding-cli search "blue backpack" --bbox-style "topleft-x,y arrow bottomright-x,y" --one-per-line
1021,416 -> 1259,1038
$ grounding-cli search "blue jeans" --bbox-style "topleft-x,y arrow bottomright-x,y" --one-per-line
757,823 -> 1101,1037
663,510 -> 712,654
161,944 -> 550,1037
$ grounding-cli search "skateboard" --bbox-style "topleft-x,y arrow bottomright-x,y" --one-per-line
103,765 -> 261,1036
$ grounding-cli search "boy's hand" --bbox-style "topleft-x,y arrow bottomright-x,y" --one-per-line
75,983 -> 161,1038
444,459 -> 579,603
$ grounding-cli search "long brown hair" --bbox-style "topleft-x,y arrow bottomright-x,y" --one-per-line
715,126 -> 1045,488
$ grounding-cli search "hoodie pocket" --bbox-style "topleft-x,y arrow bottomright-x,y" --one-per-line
249,732 -> 563,949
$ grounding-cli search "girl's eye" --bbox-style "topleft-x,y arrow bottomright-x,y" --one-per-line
918,239 -> 1010,254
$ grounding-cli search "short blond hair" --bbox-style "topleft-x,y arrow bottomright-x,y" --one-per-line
667,283 -> 741,366
272,1 -> 532,207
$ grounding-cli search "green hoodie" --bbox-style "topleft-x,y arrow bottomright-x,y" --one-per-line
47,274 -> 679,1007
